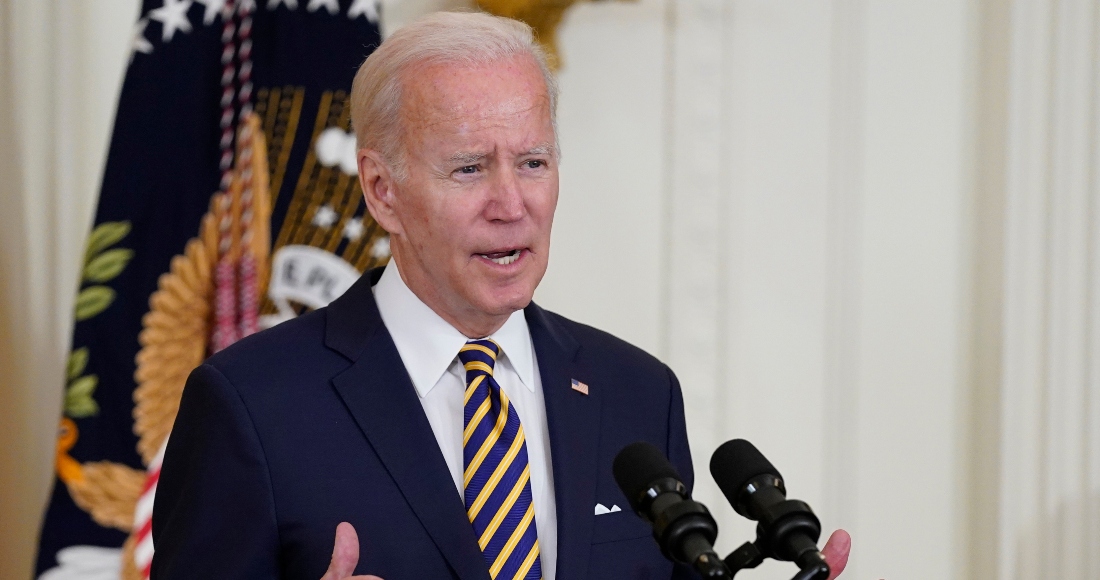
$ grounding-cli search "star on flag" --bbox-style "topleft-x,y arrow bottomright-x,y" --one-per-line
347,0 -> 380,23
342,218 -> 365,241
132,19 -> 154,55
307,0 -> 340,15
312,204 -> 339,228
370,236 -> 390,259
195,0 -> 227,25
267,0 -> 299,9
149,0 -> 195,42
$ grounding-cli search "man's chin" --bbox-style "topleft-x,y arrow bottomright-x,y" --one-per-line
483,297 -> 533,317
473,288 -> 535,318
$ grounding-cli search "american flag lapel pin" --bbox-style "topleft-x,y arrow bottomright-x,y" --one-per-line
571,378 -> 589,395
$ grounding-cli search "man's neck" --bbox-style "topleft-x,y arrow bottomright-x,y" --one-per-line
391,256 -> 510,339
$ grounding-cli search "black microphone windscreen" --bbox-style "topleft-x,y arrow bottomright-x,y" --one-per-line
709,439 -> 783,503
613,441 -> 682,513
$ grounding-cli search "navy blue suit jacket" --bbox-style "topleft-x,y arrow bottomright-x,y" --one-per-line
152,269 -> 697,579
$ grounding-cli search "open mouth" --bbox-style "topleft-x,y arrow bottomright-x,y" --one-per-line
477,248 -> 523,266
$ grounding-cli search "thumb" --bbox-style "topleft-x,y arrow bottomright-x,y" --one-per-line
320,522 -> 360,580
822,528 -> 851,580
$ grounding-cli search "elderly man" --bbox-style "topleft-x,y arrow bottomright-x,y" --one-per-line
152,11 -> 850,580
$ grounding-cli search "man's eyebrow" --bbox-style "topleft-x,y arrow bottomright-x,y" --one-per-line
523,143 -> 555,156
448,151 -> 488,164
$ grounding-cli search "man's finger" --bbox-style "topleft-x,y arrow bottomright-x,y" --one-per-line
822,528 -> 851,580
320,522 -> 361,580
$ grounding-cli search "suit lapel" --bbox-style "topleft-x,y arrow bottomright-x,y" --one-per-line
326,270 -> 489,580
526,304 -> 601,580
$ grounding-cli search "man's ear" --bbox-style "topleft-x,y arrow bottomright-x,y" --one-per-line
358,148 -> 403,236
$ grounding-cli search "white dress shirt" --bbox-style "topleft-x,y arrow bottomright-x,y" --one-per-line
372,261 -> 558,579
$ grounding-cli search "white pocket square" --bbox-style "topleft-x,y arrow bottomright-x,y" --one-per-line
594,503 -> 622,515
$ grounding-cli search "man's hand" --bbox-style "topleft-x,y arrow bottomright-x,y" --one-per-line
320,522 -> 383,580
822,529 -> 852,579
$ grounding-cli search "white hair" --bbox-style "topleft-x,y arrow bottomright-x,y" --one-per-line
350,11 -> 560,182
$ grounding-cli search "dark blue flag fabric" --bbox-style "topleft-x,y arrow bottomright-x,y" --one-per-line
36,1 -> 384,578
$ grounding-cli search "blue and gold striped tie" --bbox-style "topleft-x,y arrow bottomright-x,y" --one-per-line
459,339 -> 543,580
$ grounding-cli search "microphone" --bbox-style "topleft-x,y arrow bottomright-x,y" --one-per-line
709,440 -> 829,579
613,442 -> 730,578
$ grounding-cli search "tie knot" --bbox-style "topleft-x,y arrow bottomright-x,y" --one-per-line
458,339 -> 499,376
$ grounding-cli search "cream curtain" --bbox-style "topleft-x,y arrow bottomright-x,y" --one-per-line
0,1 -> 136,578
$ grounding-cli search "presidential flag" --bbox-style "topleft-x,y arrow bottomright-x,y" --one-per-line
36,2 -> 385,578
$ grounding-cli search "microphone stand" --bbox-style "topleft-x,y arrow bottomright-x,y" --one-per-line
720,539 -> 830,580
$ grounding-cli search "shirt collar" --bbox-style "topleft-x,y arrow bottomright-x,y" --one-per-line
372,261 -> 536,398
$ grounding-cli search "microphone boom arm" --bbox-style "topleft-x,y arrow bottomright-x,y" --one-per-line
720,540 -> 829,580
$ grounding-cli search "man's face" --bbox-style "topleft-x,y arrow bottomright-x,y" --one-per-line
381,54 -> 558,331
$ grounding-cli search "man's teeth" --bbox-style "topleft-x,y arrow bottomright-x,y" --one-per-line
483,250 -> 521,265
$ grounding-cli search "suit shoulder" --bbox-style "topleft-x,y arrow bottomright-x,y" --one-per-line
206,309 -> 326,363
202,308 -> 341,389
540,309 -> 671,377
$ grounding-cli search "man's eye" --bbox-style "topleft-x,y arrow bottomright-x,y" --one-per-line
523,160 -> 545,169
458,165 -> 479,174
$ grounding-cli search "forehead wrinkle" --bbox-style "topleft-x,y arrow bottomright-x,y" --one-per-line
398,60 -> 558,166
409,94 -> 551,132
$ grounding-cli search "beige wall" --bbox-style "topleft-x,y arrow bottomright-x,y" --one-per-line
4,1 -> 1096,579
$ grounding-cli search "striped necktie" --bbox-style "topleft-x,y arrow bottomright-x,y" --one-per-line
459,339 -> 543,580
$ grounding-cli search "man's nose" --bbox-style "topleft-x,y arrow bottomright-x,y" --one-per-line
485,167 -> 527,222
